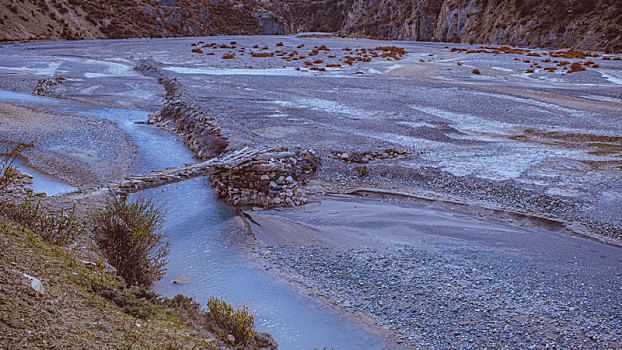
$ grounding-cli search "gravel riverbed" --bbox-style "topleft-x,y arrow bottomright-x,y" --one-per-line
1,37 -> 621,349
256,240 -> 622,349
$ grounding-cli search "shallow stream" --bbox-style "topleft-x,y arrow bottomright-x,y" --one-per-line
0,89 -> 398,350
13,157 -> 76,196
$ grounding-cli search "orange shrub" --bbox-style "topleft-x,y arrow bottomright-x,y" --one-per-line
568,62 -> 585,73
251,52 -> 274,57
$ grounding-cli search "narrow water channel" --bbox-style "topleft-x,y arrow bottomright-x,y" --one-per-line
0,89 -> 398,350
13,157 -> 77,196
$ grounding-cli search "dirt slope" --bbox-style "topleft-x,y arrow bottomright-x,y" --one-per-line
0,0 -> 268,41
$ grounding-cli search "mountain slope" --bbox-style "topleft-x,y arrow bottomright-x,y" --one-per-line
336,0 -> 621,52
1,0 -> 620,52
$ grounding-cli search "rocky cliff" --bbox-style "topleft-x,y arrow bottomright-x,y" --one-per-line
1,0 -> 620,52
334,0 -> 621,52
0,0 -> 269,41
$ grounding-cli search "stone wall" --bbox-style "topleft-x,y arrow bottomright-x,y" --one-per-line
210,149 -> 320,208
134,59 -> 321,208
135,59 -> 229,161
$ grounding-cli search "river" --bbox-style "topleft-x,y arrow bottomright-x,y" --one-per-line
0,88 -> 398,350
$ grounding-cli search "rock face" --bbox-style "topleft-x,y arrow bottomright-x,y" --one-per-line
340,0 -> 443,42
2,0 -> 618,52
334,0 -> 621,52
0,0 -> 270,41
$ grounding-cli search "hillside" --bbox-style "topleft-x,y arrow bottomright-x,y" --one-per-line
0,0 -> 271,41
1,0 -> 620,52
337,0 -> 622,53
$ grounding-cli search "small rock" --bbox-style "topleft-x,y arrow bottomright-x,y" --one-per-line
255,332 -> 278,350
82,260 -> 98,269
22,273 -> 44,294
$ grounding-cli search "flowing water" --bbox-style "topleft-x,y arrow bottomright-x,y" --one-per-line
13,157 -> 76,196
0,89 -> 398,350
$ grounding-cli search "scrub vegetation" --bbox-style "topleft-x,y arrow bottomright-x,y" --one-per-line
0,137 -> 273,350
93,196 -> 169,288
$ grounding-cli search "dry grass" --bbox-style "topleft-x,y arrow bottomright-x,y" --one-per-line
0,205 -> 234,350
549,50 -> 590,59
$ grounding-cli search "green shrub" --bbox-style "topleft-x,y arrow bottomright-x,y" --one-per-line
94,196 -> 169,288
207,297 -> 256,346
4,194 -> 81,246
0,137 -> 35,196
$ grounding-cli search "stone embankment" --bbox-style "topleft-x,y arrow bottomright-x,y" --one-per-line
210,148 -> 320,208
135,59 -> 229,161
133,59 -> 321,208
2,169 -> 34,199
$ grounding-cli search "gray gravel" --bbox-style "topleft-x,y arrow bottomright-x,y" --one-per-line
257,242 -> 622,349
319,162 -> 622,241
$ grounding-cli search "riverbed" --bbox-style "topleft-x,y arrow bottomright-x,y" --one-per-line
1,36 -> 621,349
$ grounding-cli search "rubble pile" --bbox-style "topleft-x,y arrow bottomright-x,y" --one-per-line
332,148 -> 410,164
32,77 -> 66,97
1,169 -> 34,199
210,148 -> 320,208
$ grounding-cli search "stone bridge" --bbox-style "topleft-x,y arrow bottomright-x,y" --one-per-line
110,147 -> 266,195
108,146 -> 320,209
